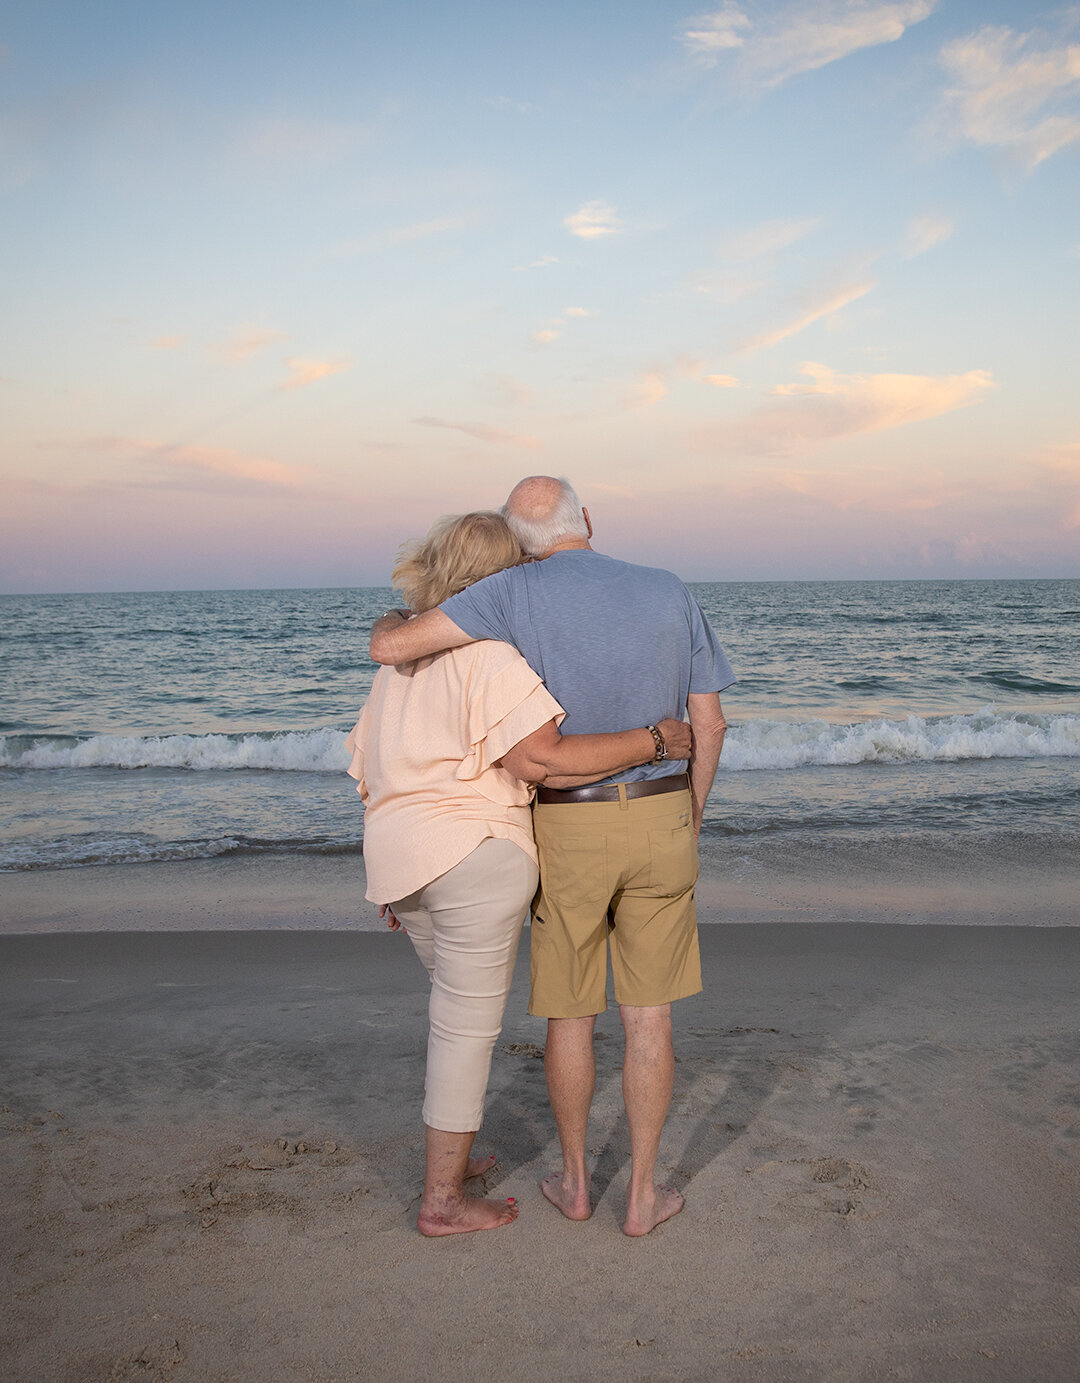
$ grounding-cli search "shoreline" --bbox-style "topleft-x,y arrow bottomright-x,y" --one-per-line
2,846 -> 1078,933
2,925 -> 1079,1381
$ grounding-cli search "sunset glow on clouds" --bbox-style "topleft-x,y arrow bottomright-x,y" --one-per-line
699,363 -> 996,453
1,0 -> 1078,590
682,1 -> 936,85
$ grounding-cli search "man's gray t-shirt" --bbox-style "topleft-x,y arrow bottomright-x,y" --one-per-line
441,549 -> 735,784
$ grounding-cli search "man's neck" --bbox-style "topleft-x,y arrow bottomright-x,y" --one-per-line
538,539 -> 593,558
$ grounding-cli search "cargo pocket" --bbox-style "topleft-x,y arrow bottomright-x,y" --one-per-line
647,820 -> 698,895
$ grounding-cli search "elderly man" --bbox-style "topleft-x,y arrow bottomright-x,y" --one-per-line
369,477 -> 733,1235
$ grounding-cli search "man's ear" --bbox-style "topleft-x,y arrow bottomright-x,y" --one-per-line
583,506 -> 593,538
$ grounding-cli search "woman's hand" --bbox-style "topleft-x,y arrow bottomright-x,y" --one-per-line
656,717 -> 692,761
378,903 -> 406,934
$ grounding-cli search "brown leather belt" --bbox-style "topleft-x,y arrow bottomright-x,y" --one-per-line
535,773 -> 689,805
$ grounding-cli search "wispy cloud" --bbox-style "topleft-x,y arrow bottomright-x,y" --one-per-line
739,279 -> 876,352
385,215 -> 473,243
480,375 -> 533,406
528,308 -> 593,345
152,335 -> 186,352
212,326 -> 288,363
152,442 -> 307,488
278,357 -> 351,391
633,371 -> 669,407
681,1 -> 935,86
564,200 -> 621,239
485,95 -> 538,115
685,269 -> 765,302
342,215 -> 477,253
938,25 -> 1080,171
902,214 -> 955,258
71,435 -> 308,489
413,416 -> 542,449
227,116 -> 371,168
697,360 -> 995,453
514,255 -> 560,271
630,357 -> 739,405
1034,442 -> 1080,528
681,4 -> 752,61
722,216 -> 820,261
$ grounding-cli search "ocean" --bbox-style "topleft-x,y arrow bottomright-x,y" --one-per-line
2,579 -> 1078,927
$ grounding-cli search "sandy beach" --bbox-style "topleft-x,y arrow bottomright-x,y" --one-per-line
2,898 -> 1079,1382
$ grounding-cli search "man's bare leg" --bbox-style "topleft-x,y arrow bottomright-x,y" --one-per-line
417,1125 -> 518,1237
541,1014 -> 597,1220
620,1003 -> 684,1236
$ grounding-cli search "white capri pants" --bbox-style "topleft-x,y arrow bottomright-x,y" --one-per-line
389,837 -> 538,1133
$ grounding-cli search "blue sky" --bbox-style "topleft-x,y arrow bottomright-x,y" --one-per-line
2,0 -> 1079,590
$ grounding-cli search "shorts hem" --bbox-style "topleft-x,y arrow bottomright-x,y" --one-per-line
527,997 -> 609,1019
611,979 -> 703,1008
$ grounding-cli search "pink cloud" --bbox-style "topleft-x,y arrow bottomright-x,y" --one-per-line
738,280 -> 876,352
413,416 -> 543,449
939,25 -> 1080,171
563,201 -> 621,239
697,361 -> 996,454
278,357 -> 351,391
212,326 -> 288,362
53,435 -> 310,490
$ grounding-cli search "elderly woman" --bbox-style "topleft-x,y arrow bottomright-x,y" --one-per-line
347,511 -> 689,1237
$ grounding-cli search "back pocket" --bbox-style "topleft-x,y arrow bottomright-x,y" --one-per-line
536,834 -> 609,907
647,822 -> 698,895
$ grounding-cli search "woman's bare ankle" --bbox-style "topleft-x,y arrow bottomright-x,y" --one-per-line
418,1190 -> 518,1237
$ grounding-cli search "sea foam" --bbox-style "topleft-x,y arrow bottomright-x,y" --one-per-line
2,708 -> 1077,774
723,708 -> 1080,771
0,728 -> 347,772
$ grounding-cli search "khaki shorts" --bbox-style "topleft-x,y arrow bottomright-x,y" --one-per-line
528,787 -> 702,1018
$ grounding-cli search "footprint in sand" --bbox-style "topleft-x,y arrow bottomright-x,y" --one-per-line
807,1156 -> 885,1220
811,1156 -> 867,1187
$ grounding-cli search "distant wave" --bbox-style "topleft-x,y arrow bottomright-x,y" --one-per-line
2,708 -> 1078,775
0,728 -> 347,772
971,672 -> 1080,695
0,832 -> 364,872
723,709 -> 1080,771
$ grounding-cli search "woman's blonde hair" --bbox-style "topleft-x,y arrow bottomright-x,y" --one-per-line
392,510 -> 524,613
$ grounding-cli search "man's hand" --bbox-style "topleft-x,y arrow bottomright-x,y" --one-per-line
686,694 -> 728,837
656,717 -> 692,761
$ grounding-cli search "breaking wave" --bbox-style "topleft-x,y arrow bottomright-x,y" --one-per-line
0,728 -> 347,772
723,708 -> 1079,771
2,707 -> 1078,775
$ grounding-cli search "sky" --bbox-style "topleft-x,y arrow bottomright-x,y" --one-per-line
2,0 -> 1079,592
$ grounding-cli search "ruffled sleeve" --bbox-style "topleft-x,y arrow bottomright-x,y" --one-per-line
344,708 -> 368,800
455,645 -> 564,793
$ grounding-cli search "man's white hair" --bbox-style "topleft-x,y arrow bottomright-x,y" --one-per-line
502,476 -> 589,557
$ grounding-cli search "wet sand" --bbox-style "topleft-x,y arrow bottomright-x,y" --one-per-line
3,842 -> 1078,934
2,916 -> 1079,1382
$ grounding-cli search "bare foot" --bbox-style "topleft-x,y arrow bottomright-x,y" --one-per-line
464,1152 -> 496,1180
417,1193 -> 518,1238
540,1170 -> 592,1221
624,1183 -> 684,1237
